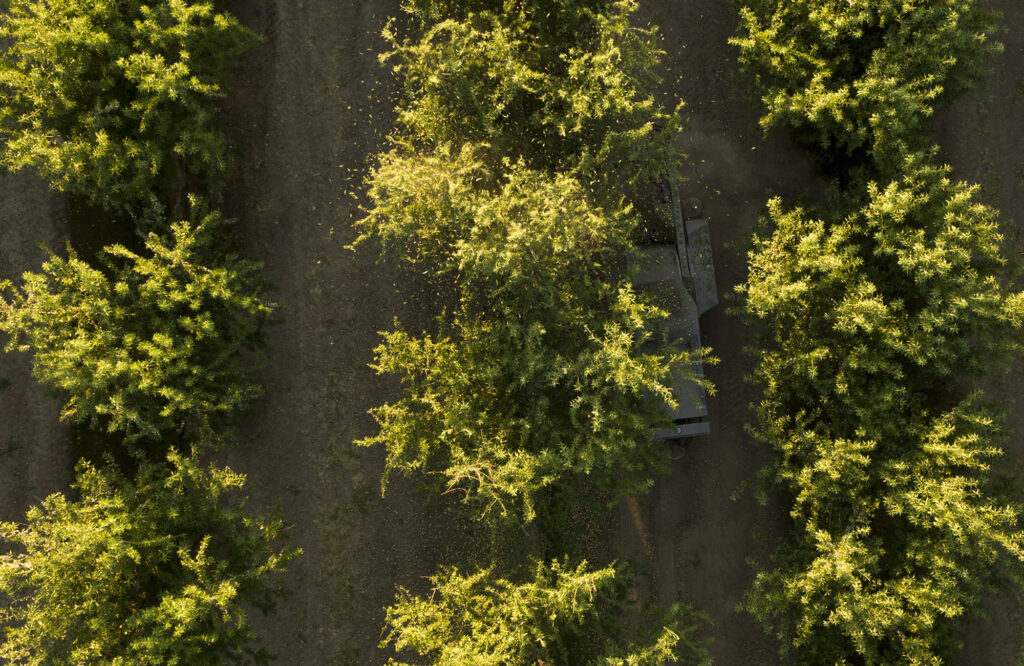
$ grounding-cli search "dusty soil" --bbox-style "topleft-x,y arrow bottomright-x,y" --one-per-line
0,0 -> 1020,663
936,4 -> 1024,664
0,176 -> 71,520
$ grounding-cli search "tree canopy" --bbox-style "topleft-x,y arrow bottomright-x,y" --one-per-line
0,205 -> 271,448
0,1 -> 296,662
731,0 -> 1001,170
362,3 -> 713,661
359,154 -> 701,519
738,156 -> 1024,662
0,0 -> 258,220
381,559 -> 710,665
357,0 -> 705,522
0,450 -> 298,665
384,0 -> 682,192
741,155 -> 1024,419
733,0 -> 1024,660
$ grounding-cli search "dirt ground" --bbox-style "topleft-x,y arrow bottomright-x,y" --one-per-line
0,0 -> 1021,663
0,177 -> 70,520
936,3 -> 1024,664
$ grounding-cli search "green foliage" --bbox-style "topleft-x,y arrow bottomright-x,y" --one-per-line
737,154 -> 1024,661
0,0 -> 259,219
742,400 -> 1024,664
741,155 -> 1023,426
0,450 -> 298,665
358,0 -> 702,522
362,2 -> 709,661
382,559 -> 710,665
359,154 -> 704,520
731,0 -> 1001,169
384,0 -> 682,194
0,3 -> 295,665
732,0 -> 1021,657
0,205 -> 272,446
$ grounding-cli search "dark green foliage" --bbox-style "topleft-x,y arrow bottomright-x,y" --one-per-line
731,0 -> 1001,170
0,450 -> 298,665
0,0 -> 259,220
0,205 -> 272,447
358,0 -> 704,521
382,559 -> 710,665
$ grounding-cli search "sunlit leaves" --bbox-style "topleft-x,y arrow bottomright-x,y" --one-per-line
0,0 -> 259,219
0,204 -> 272,447
0,451 -> 298,665
731,0 -> 1001,170
381,559 -> 709,665
358,0 -> 703,521
384,0 -> 682,194
359,168 -> 703,520
737,128 -> 1024,665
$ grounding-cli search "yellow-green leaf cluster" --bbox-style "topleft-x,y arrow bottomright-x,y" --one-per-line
0,0 -> 258,219
733,0 -> 1024,661
0,451 -> 298,665
382,560 -> 709,665
0,206 -> 272,446
739,161 -> 1024,660
731,0 -> 1001,171
358,0 -> 704,522
385,0 -> 681,196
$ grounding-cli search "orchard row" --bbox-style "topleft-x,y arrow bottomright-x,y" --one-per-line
358,1 -> 711,662
0,1 -> 295,663
733,0 -> 1024,662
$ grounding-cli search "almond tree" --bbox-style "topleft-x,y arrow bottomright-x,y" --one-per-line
0,451 -> 298,665
382,559 -> 709,665
357,0 -> 707,522
0,0 -> 258,221
731,0 -> 1001,171
0,204 -> 271,450
738,156 -> 1024,662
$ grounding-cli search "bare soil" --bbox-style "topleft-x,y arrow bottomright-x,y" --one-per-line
936,4 -> 1024,663
0,0 -> 1021,663
0,176 -> 71,519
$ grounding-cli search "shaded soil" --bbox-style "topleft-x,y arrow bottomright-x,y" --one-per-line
936,4 -> 1024,664
0,175 -> 71,519
0,0 -> 1020,663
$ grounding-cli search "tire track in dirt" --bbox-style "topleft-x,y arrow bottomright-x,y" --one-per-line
616,3 -> 821,664
938,2 -> 1024,663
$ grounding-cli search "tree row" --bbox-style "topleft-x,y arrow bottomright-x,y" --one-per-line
357,0 -> 712,662
732,0 -> 1024,662
0,1 -> 296,662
